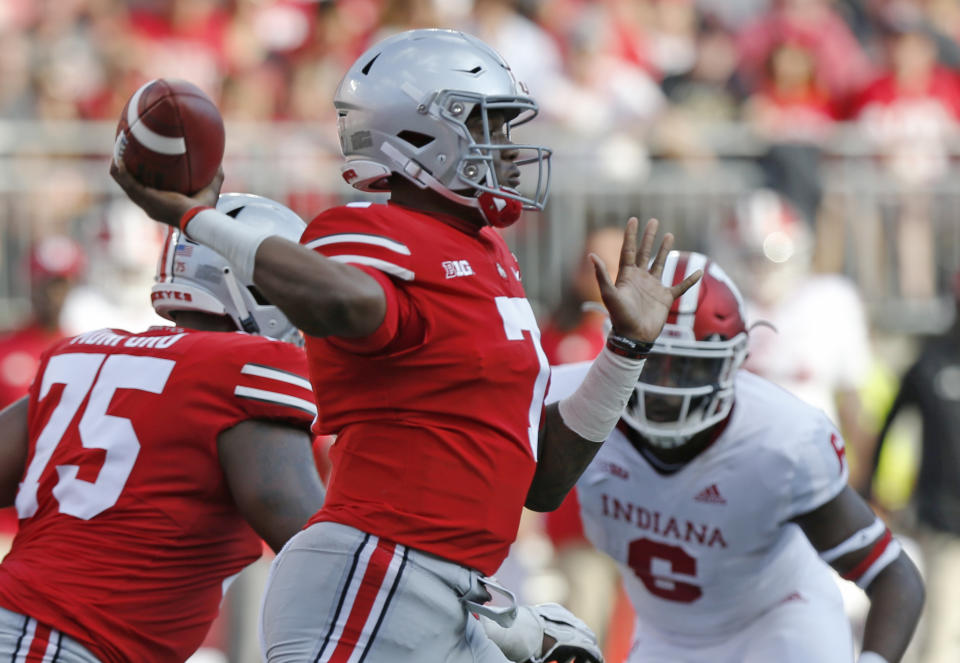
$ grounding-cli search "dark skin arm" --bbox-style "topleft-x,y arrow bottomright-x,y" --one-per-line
0,397 -> 29,507
218,420 -> 325,553
527,403 -> 604,512
526,218 -> 701,511
110,162 -> 385,338
794,486 -> 924,661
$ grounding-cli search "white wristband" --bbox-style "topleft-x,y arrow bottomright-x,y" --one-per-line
478,607 -> 541,663
858,652 -> 890,663
557,345 -> 645,442
183,208 -> 274,283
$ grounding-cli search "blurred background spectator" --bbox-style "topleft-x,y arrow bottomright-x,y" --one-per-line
0,235 -> 84,579
713,188 -> 876,482
865,269 -> 960,663
5,0 -> 960,661
0,236 -> 84,408
540,225 -> 623,364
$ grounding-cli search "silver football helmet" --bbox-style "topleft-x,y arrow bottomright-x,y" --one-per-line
334,28 -> 551,226
151,193 -> 305,343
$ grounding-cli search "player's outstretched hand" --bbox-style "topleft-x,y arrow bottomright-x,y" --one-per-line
591,217 -> 701,343
109,157 -> 224,228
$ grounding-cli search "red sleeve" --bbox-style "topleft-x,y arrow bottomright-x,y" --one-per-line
325,265 -> 426,355
228,340 -> 316,426
301,205 -> 426,355
191,335 -> 317,433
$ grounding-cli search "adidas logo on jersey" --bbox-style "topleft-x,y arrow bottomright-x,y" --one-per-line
443,260 -> 474,279
694,484 -> 726,504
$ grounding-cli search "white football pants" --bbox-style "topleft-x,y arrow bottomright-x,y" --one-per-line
0,606 -> 102,662
260,521 -> 513,663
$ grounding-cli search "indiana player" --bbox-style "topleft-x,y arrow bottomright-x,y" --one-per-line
0,194 -> 326,662
110,29 -> 701,663
545,251 -> 924,663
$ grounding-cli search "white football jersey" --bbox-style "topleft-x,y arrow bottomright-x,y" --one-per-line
548,367 -> 849,641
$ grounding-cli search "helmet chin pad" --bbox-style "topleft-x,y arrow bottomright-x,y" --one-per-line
477,188 -> 523,227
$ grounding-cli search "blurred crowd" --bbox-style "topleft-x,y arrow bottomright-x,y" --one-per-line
5,0 -> 960,154
5,0 -> 960,312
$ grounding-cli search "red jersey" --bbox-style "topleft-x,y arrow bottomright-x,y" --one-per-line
301,202 -> 550,575
0,326 -> 315,663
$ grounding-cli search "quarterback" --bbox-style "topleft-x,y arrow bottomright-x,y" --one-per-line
0,195 -> 326,662
110,28 -> 701,663
546,251 -> 924,663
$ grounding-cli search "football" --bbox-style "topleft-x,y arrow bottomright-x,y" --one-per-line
113,78 -> 225,194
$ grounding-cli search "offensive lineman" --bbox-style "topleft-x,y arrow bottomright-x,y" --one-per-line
0,195 -> 326,662
110,29 -> 700,663
546,251 -> 924,663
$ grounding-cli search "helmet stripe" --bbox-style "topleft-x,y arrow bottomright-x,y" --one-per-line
305,233 -> 411,255
156,229 -> 177,283
677,252 -> 707,317
661,251 -> 679,290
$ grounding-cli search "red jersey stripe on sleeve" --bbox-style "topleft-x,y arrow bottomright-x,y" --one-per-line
240,363 -> 312,390
304,233 -> 410,256
233,386 -> 317,416
327,255 -> 414,281
234,361 -> 317,418
301,208 -> 416,282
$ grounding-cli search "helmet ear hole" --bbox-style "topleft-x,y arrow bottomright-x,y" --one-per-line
396,131 -> 435,148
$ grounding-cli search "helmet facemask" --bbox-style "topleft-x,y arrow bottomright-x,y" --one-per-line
443,92 -> 551,215
622,334 -> 748,448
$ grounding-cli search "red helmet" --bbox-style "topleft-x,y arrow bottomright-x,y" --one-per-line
622,251 -> 749,447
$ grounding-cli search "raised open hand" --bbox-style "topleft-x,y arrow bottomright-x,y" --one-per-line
591,217 -> 701,343
109,157 -> 224,228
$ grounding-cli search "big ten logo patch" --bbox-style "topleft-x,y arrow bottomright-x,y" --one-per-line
443,260 -> 474,279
